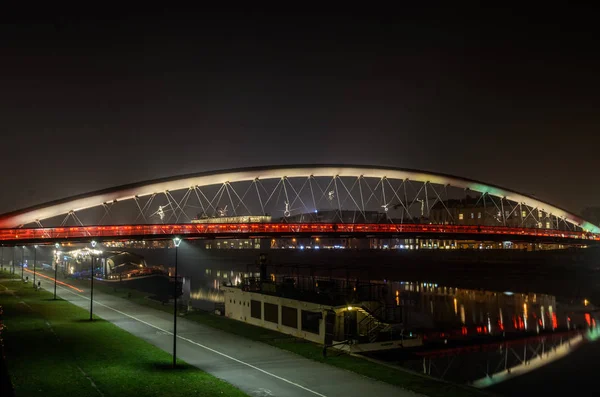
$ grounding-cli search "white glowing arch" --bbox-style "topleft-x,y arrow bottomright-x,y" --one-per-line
0,165 -> 596,232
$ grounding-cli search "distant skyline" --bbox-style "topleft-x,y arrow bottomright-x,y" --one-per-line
1,6 -> 599,216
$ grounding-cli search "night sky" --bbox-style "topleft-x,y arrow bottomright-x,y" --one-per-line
1,6 -> 599,215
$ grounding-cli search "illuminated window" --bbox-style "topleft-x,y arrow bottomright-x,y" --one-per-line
459,213 -> 464,220
538,210 -> 543,218
477,212 -> 482,219
470,213 -> 474,219
538,222 -> 543,228
522,210 -> 527,218
546,222 -> 551,229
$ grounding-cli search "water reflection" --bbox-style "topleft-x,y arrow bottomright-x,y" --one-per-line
391,281 -> 564,336
191,267 -> 591,336
189,288 -> 224,303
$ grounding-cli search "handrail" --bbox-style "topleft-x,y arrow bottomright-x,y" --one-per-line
1,222 -> 598,243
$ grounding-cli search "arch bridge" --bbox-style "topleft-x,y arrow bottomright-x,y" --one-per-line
0,165 -> 598,245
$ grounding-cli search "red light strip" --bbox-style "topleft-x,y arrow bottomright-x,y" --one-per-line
24,268 -> 84,292
1,223 -> 598,242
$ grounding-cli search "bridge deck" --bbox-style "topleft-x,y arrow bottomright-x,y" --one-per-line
1,223 -> 598,245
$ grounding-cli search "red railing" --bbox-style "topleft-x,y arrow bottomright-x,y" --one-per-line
0,223 -> 598,243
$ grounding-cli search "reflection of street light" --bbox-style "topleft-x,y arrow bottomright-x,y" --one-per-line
54,243 -> 60,299
33,245 -> 38,288
172,236 -> 182,368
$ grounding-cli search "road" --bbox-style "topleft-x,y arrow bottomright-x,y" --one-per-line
33,278 -> 420,397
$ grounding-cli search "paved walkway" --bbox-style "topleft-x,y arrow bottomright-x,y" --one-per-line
35,279 -> 421,397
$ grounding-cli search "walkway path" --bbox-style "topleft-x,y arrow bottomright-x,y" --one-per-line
41,279 -> 421,397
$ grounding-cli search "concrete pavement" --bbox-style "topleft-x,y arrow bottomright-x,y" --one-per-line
31,278 -> 422,397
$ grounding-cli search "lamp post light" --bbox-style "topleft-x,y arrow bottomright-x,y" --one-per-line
33,245 -> 38,288
54,243 -> 60,299
90,240 -> 97,321
172,236 -> 182,368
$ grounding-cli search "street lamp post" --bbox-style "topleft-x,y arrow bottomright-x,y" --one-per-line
12,247 -> 15,274
172,236 -> 182,368
54,243 -> 60,299
33,245 -> 38,288
90,240 -> 97,321
21,246 -> 25,280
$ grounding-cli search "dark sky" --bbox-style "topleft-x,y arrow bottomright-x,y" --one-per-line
1,6 -> 599,215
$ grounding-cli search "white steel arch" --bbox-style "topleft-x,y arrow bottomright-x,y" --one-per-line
0,165 -> 597,232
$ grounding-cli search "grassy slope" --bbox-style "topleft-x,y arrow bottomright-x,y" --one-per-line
0,271 -> 247,397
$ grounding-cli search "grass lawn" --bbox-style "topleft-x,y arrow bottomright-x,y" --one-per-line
60,273 -> 489,397
0,270 -> 248,397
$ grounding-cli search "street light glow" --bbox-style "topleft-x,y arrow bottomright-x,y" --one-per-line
173,237 -> 182,247
91,240 -> 97,248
